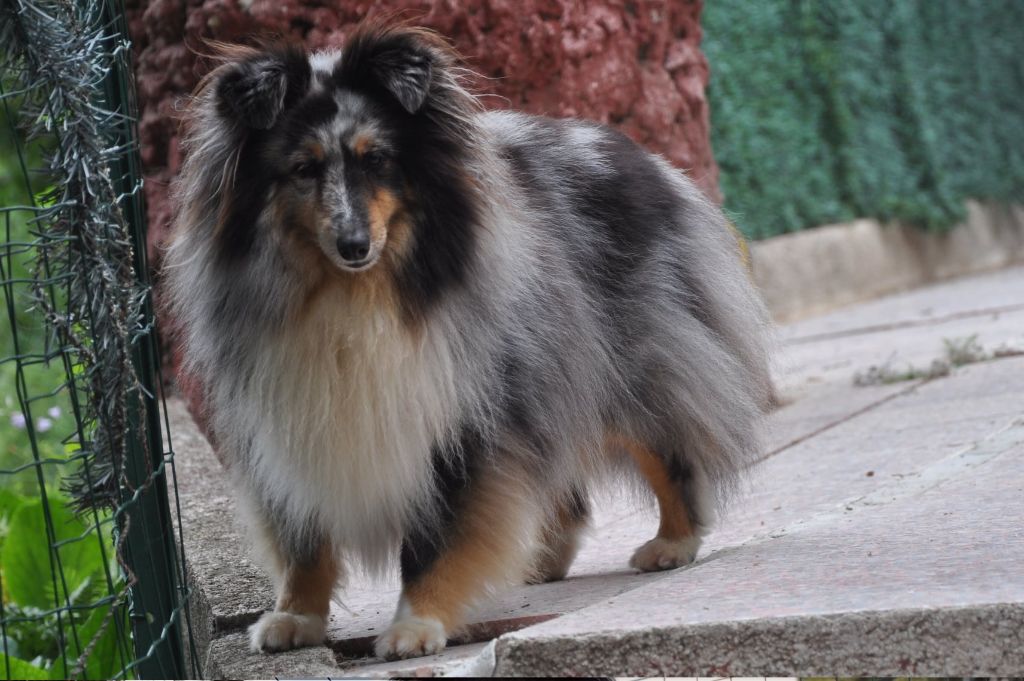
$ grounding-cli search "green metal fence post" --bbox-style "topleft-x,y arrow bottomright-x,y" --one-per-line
94,1 -> 186,676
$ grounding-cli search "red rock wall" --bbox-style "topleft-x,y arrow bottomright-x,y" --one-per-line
126,0 -> 719,263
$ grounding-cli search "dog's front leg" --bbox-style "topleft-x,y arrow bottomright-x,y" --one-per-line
249,534 -> 338,652
374,460 -> 539,660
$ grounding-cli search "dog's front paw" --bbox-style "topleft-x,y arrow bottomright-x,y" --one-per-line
249,611 -> 326,652
374,615 -> 447,660
629,535 -> 701,572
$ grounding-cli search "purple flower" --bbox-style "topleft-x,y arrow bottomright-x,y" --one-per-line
36,417 -> 53,433
48,406 -> 62,419
10,412 -> 26,429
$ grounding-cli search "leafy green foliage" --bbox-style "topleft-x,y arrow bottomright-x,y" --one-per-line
1,116 -> 123,678
0,493 -> 126,679
4,498 -> 107,610
704,0 -> 1024,239
0,487 -> 25,553
0,653 -> 49,680
1,105 -> 77,497
51,601 -> 130,681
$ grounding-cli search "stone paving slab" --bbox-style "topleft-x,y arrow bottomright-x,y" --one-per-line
166,400 -> 273,668
572,358 -> 1024,580
762,381 -> 912,456
496,604 -> 1024,677
779,310 -> 1024,395
201,630 -> 494,679
204,632 -> 343,679
775,265 -> 1024,395
779,264 -> 1024,342
336,642 -> 494,678
167,265 -> 1024,677
492,418 -> 1024,676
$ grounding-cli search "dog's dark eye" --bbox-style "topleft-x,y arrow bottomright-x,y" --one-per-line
292,160 -> 322,179
363,150 -> 391,171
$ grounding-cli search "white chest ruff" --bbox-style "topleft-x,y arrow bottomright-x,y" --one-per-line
231,296 -> 460,568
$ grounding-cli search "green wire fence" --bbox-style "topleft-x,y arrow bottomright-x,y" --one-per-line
0,0 -> 197,677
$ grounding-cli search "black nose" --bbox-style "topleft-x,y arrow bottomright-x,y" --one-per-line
336,233 -> 370,264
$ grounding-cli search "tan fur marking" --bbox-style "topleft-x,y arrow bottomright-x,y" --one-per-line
614,436 -> 695,541
402,474 -> 533,630
270,191 -> 330,291
383,214 -> 414,265
367,186 -> 400,246
293,266 -> 399,330
305,141 -> 326,163
276,544 -> 338,618
352,132 -> 375,157
381,183 -> 420,270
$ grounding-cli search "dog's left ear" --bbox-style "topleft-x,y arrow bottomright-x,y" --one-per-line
215,47 -> 311,130
337,27 -> 442,115
371,45 -> 433,114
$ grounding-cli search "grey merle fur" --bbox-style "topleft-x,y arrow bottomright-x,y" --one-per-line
166,23 -> 772,650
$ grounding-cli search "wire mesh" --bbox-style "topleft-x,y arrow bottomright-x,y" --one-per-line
0,0 -> 198,678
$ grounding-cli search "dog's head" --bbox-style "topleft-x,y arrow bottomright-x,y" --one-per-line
186,24 -> 480,290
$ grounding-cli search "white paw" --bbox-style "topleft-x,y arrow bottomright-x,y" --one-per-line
629,535 -> 702,572
374,615 -> 447,660
248,611 -> 326,652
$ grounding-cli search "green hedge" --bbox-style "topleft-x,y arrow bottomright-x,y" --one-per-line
703,0 -> 1024,239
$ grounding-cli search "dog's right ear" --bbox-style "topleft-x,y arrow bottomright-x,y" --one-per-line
215,47 -> 311,130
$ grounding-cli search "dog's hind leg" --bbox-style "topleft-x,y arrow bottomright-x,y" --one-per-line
246,511 -> 339,652
617,437 -> 708,571
527,486 -> 589,584
375,461 -> 541,660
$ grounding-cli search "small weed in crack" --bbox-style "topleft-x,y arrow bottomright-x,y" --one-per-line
941,334 -> 988,366
853,335 -> 1024,386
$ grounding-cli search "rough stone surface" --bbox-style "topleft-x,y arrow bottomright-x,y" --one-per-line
125,0 -> 719,266
335,641 -> 494,678
204,632 -> 343,679
166,399 -> 274,661
494,604 -> 1024,677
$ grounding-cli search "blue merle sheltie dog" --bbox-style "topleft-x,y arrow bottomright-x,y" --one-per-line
165,22 -> 772,660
